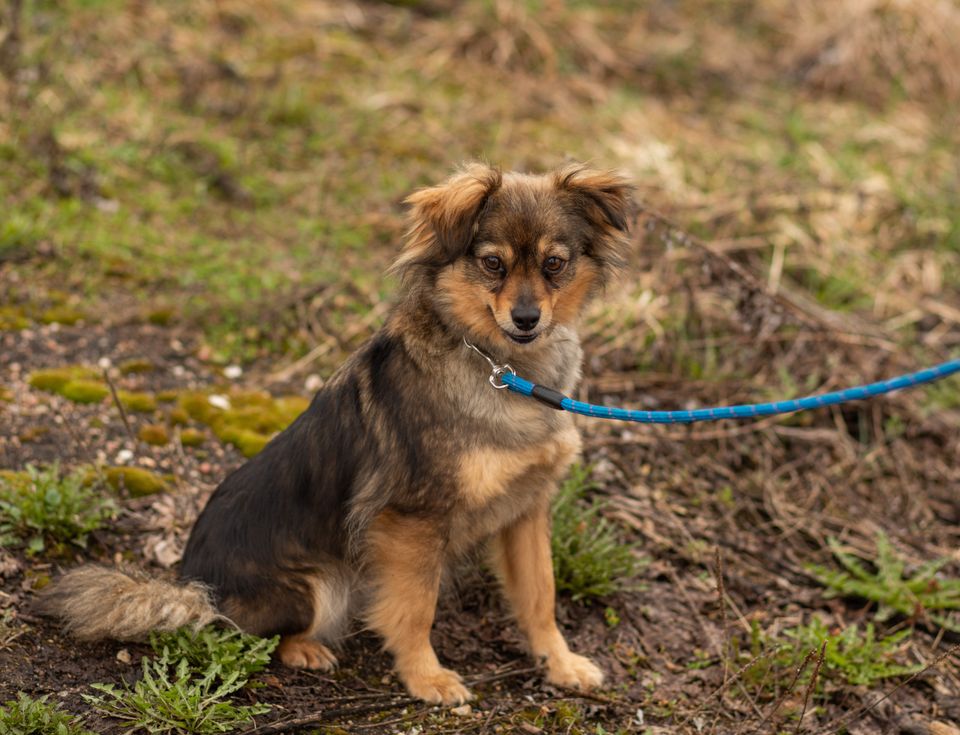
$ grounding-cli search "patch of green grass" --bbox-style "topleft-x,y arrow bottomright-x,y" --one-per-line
782,617 -> 919,686
0,464 -> 116,555
551,465 -> 643,601
0,693 -> 95,735
85,627 -> 277,734
734,616 -> 919,701
808,533 -> 960,632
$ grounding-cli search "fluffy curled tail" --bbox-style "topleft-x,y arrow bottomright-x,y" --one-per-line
39,566 -> 221,641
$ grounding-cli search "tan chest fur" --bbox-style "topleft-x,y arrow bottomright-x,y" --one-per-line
457,425 -> 581,508
448,423 -> 581,554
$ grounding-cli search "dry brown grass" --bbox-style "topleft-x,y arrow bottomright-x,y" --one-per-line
774,0 -> 960,105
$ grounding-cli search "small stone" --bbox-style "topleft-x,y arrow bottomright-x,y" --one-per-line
208,394 -> 231,410
223,365 -> 243,379
98,357 -> 112,369
115,449 -> 134,464
305,374 -> 324,392
451,704 -> 472,717
116,649 -> 132,664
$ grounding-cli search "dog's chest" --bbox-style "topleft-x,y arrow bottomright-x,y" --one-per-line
447,423 -> 581,551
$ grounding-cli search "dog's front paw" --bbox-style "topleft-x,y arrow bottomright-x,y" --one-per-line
402,667 -> 474,705
277,637 -> 338,671
546,652 -> 604,691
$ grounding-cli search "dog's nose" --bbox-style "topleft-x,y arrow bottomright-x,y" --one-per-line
511,305 -> 541,331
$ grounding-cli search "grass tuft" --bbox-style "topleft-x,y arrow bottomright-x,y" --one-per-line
0,693 -> 95,735
551,465 -> 643,601
0,464 -> 115,556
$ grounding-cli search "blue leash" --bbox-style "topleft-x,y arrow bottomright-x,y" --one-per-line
464,339 -> 960,425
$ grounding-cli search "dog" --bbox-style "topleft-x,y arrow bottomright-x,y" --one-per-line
41,162 -> 633,705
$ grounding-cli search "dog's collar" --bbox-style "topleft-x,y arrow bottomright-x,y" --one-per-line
462,337 -> 515,390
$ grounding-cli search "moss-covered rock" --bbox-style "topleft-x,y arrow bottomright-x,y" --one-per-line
28,366 -> 99,393
138,424 -> 170,446
104,467 -> 171,497
157,390 -> 179,404
179,428 -> 206,447
119,358 -> 155,375
215,426 -> 270,457
60,379 -> 109,404
40,306 -> 86,325
0,306 -> 30,330
178,392 -> 225,425
118,391 -> 157,413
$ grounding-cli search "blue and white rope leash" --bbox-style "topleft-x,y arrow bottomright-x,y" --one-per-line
463,338 -> 960,425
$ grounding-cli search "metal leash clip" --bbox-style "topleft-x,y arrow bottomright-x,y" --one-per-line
462,337 -> 515,390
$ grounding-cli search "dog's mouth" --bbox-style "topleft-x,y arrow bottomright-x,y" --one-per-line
504,330 -> 538,344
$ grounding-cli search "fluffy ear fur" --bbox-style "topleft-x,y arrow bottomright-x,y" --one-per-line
393,163 -> 502,278
554,164 -> 633,274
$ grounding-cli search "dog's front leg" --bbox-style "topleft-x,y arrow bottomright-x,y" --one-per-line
365,511 -> 472,705
491,500 -> 604,691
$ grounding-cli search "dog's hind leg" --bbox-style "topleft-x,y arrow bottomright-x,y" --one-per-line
277,567 -> 351,671
223,568 -> 349,672
364,511 -> 472,705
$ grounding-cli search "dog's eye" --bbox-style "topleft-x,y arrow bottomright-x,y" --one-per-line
543,256 -> 566,274
481,255 -> 503,273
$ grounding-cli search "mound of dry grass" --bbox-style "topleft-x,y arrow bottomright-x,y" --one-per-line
777,0 -> 960,106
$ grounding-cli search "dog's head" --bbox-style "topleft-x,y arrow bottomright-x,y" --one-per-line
394,163 -> 633,350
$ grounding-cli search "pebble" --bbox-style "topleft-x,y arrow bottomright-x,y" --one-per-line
116,649 -> 132,664
305,374 -> 324,392
115,449 -> 134,464
223,365 -> 243,379
451,704 -> 472,717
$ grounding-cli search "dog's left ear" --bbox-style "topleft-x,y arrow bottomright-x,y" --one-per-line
393,163 -> 502,278
554,164 -> 633,273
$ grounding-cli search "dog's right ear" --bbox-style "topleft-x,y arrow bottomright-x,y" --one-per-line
392,163 -> 502,278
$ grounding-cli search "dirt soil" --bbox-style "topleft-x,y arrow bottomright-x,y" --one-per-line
3,216 -> 960,735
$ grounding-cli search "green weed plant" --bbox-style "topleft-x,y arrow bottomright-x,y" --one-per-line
0,693 -> 95,735
551,465 -> 643,601
84,627 -> 277,734
0,464 -> 115,555
808,534 -> 960,632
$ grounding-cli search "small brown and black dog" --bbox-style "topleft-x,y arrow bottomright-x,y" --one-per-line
42,163 -> 633,704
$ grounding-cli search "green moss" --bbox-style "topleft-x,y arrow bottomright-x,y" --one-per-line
215,426 -> 270,457
178,392 -> 225,425
28,366 -> 98,393
60,379 -> 109,404
104,467 -> 171,497
179,428 -> 207,447
0,386 -> 12,403
138,424 -> 170,446
40,306 -> 86,325
119,358 -> 155,375
167,406 -> 190,425
118,391 -> 158,413
157,390 -> 179,403
0,306 -> 30,330
18,426 -> 50,442
147,308 -> 176,326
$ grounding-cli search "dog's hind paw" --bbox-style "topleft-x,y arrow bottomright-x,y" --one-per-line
546,652 -> 604,691
402,667 -> 474,705
278,636 -> 338,671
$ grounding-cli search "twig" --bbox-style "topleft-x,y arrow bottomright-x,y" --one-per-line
794,641 -> 826,734
752,646 -> 817,734
103,367 -> 135,443
813,642 -> 960,735
714,547 -> 730,691
239,666 -> 540,735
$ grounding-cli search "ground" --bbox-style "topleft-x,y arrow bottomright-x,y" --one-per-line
2,1 -> 960,733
